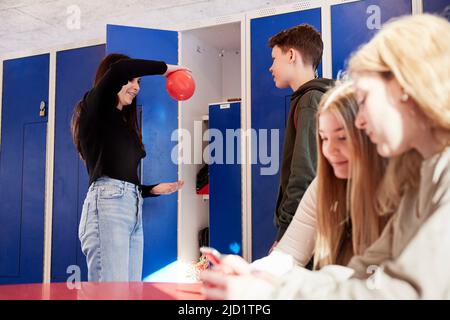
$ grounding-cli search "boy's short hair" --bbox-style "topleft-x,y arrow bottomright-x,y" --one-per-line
269,24 -> 323,70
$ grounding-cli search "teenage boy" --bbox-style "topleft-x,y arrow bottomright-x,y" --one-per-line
269,24 -> 334,254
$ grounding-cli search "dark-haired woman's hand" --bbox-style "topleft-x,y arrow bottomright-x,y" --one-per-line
151,181 -> 184,195
164,64 -> 192,76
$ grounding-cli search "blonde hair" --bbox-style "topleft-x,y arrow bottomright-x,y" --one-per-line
348,14 -> 450,215
314,82 -> 387,269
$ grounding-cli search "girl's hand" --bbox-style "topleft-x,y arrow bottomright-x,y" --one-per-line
200,269 -> 277,300
151,181 -> 184,195
215,254 -> 253,276
164,64 -> 192,76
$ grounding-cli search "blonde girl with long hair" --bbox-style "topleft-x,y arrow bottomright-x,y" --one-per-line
313,81 -> 387,269
199,82 -> 387,293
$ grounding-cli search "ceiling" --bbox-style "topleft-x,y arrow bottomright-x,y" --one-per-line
0,0 -> 301,57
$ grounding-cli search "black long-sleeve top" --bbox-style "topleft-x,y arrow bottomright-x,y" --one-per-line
78,59 -> 168,198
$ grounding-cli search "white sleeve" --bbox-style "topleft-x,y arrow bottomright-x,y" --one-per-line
250,250 -> 296,277
276,178 -> 317,265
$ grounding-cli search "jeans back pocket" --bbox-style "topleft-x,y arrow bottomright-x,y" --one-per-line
99,185 -> 125,199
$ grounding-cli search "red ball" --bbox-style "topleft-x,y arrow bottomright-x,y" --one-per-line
166,70 -> 195,101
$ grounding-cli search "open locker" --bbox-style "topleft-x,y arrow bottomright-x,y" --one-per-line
106,18 -> 244,281
178,21 -> 243,266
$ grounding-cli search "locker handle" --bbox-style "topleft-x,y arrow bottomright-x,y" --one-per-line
39,101 -> 46,117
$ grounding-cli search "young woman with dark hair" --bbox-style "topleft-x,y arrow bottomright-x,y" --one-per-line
72,53 -> 186,282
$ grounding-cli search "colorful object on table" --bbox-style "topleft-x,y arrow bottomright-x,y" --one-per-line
166,70 -> 195,101
187,254 -> 210,281
200,247 -> 222,266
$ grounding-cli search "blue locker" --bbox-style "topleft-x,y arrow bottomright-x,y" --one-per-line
52,44 -> 105,282
209,102 -> 242,255
106,25 -> 179,278
423,0 -> 450,18
0,54 -> 49,284
250,8 -> 322,260
331,0 -> 412,78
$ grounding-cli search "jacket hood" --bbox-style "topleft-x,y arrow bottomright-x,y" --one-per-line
291,78 -> 335,100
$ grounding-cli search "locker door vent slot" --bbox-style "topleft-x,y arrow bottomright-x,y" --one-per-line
257,8 -> 277,17
292,1 -> 313,11
215,16 -> 233,25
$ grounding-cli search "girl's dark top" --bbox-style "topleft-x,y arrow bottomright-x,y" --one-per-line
78,59 -> 168,198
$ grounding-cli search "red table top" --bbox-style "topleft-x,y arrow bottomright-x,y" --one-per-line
0,282 -> 204,300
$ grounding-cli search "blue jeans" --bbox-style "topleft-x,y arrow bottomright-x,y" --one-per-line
78,176 -> 144,282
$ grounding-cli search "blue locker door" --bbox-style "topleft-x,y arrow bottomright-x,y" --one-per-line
209,102 -> 242,255
52,44 -> 105,282
0,54 -> 49,284
423,0 -> 450,18
331,0 -> 412,78
107,25 -> 178,278
250,8 -> 322,260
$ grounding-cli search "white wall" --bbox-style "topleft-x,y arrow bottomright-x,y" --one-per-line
221,49 -> 241,101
